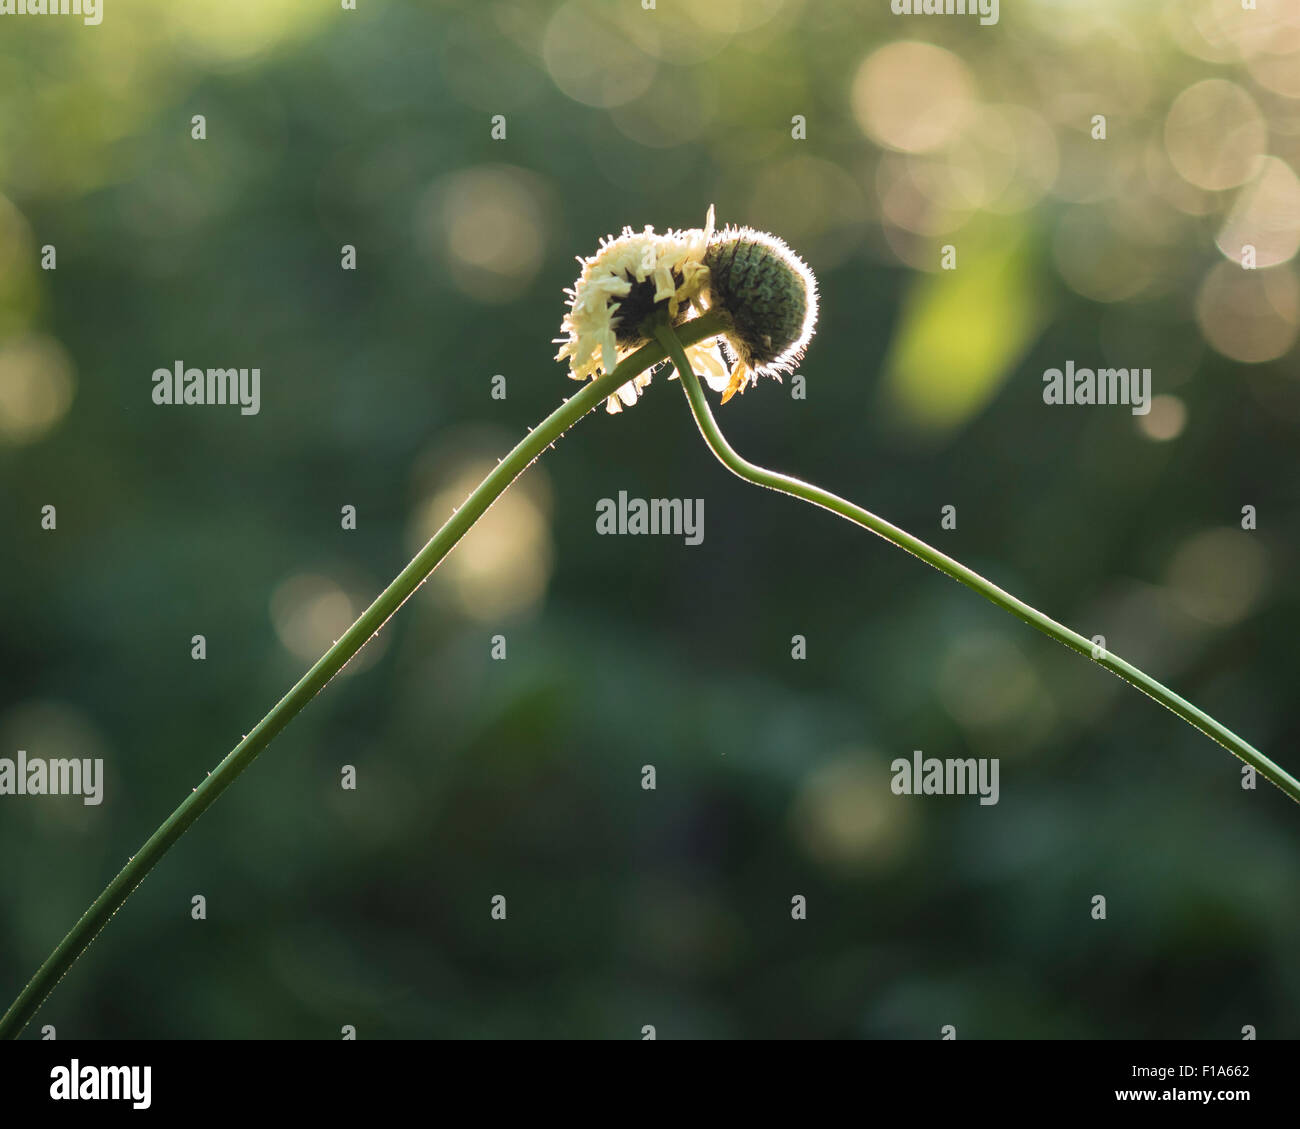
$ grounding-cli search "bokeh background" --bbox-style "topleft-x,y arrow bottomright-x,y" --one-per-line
2,0 -> 1299,1039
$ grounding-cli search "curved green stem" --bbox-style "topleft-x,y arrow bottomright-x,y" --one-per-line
0,311 -> 728,1040
656,323 -> 1300,806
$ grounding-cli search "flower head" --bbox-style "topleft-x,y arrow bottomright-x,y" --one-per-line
554,207 -> 716,413
555,206 -> 818,411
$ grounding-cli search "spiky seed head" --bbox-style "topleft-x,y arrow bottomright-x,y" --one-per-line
703,226 -> 818,402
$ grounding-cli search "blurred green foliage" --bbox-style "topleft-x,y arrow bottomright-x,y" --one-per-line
1,0 -> 1298,1038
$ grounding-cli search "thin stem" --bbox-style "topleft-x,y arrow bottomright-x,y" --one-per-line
0,311 -> 728,1040
656,323 -> 1300,806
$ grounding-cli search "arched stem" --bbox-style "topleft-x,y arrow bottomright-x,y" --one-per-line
0,311 -> 728,1040
655,322 -> 1300,806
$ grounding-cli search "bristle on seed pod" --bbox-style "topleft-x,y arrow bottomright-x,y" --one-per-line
703,225 -> 819,403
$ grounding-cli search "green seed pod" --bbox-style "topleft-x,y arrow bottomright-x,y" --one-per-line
703,226 -> 819,401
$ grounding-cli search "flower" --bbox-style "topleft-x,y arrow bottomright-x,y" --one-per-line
554,207 -> 717,414
555,206 -> 818,411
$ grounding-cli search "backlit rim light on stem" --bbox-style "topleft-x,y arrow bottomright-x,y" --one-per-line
654,320 -> 1300,809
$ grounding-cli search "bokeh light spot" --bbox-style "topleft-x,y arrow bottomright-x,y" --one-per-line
1166,527 -> 1269,627
1164,79 -> 1266,191
543,1 -> 658,109
852,42 -> 977,155
792,753 -> 910,870
1195,261 -> 1299,363
271,575 -> 385,676
1137,394 -> 1188,441
419,165 -> 551,304
409,449 -> 553,623
1216,156 -> 1300,269
0,336 -> 76,446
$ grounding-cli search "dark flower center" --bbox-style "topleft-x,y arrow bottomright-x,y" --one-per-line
613,272 -> 686,346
